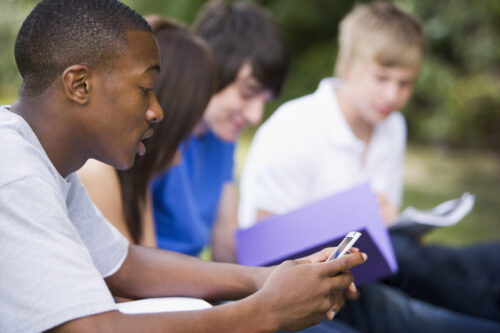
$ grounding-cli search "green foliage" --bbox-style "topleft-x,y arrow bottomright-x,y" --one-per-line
402,0 -> 500,151
1,0 -> 500,151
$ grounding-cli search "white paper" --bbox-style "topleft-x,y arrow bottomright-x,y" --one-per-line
389,192 -> 475,235
117,297 -> 212,314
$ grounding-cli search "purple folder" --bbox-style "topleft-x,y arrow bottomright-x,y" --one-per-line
235,183 -> 398,285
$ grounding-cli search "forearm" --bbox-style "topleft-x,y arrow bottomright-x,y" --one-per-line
61,249 -> 367,333
106,245 -> 267,300
211,183 -> 238,263
50,296 -> 275,333
212,232 -> 237,263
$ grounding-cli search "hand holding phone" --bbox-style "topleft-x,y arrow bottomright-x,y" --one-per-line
326,231 -> 362,262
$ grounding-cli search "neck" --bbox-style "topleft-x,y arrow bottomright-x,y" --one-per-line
336,84 -> 373,144
11,93 -> 86,178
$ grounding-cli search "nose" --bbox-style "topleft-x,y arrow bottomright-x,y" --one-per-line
383,82 -> 401,105
146,93 -> 164,124
242,97 -> 266,125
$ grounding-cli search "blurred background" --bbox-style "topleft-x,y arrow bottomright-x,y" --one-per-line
1,0 -> 499,246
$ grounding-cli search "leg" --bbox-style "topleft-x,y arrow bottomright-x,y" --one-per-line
337,283 -> 500,333
388,233 -> 500,321
279,320 -> 362,333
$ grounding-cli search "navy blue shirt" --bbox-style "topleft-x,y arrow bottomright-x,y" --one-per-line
151,131 -> 235,256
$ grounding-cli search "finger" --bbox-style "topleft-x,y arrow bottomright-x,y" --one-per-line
304,247 -> 336,263
329,271 -> 355,292
321,252 -> 367,276
325,295 -> 337,321
345,289 -> 361,300
325,291 -> 345,320
347,281 -> 357,294
344,281 -> 360,300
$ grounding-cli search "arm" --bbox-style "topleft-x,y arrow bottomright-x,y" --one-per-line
256,209 -> 275,222
211,183 -> 238,263
78,159 -> 132,242
376,192 -> 399,226
50,246 -> 367,333
106,245 -> 266,301
78,160 -> 156,246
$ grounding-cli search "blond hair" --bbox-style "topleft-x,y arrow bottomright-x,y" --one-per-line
335,1 -> 425,77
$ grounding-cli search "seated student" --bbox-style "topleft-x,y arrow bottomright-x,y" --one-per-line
238,1 -> 500,331
78,17 -> 216,247
0,1 -> 367,332
150,0 -> 289,262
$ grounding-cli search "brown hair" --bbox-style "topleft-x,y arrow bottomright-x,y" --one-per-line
335,1 -> 425,77
194,0 -> 289,97
116,16 -> 217,244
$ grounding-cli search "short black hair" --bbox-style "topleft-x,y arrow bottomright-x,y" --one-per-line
194,0 -> 289,97
15,0 -> 151,95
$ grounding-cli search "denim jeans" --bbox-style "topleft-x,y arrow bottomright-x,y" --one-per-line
336,283 -> 500,333
387,232 -> 500,322
281,319 -> 362,333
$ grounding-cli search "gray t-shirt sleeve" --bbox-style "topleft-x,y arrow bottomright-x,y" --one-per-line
0,176 -> 121,333
66,173 -> 129,278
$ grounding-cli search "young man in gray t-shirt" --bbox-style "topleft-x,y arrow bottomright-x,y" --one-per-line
0,1 -> 366,332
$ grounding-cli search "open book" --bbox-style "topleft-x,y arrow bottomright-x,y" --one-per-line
389,192 -> 475,235
236,183 -> 398,286
117,297 -> 212,314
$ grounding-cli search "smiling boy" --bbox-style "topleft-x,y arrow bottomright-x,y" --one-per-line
151,0 -> 289,263
239,1 -> 423,228
0,1 -> 368,332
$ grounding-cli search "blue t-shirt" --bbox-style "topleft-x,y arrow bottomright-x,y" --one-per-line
151,131 -> 235,256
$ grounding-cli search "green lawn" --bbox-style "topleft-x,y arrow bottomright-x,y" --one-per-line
404,145 -> 500,246
236,128 -> 500,247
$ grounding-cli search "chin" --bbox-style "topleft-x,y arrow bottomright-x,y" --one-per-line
213,128 -> 239,142
113,155 -> 136,171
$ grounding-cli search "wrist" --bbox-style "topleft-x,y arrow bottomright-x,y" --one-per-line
251,266 -> 273,292
237,291 -> 278,333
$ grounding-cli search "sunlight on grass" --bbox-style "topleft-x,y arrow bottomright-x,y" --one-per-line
403,146 -> 500,246
236,130 -> 500,247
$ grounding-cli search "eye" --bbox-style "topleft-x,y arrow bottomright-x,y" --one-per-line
240,88 -> 257,100
140,87 -> 153,96
399,81 -> 413,88
375,74 -> 389,82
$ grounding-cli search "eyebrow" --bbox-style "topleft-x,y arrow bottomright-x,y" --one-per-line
240,78 -> 266,91
145,64 -> 161,74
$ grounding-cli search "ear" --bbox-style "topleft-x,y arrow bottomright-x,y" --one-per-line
61,64 -> 91,105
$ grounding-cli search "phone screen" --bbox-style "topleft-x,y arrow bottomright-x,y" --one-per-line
332,236 -> 353,259
326,231 -> 362,262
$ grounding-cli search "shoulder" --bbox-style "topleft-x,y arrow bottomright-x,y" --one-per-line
0,111 -> 58,187
78,159 -> 117,181
77,159 -> 120,194
380,111 -> 407,140
261,79 -> 337,137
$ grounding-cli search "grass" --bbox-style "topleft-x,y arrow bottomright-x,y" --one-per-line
403,145 -> 500,246
236,128 -> 500,247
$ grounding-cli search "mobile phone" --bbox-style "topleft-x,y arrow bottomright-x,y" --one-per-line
326,231 -> 362,262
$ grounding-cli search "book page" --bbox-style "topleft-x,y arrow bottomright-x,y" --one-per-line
117,297 -> 212,314
389,192 -> 475,234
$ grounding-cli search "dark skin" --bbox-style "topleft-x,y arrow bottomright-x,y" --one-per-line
12,30 -> 367,332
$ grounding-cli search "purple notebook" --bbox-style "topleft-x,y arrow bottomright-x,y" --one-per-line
235,183 -> 398,285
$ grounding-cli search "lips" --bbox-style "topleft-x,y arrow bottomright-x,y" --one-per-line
375,107 -> 394,117
141,128 -> 154,140
231,121 -> 245,133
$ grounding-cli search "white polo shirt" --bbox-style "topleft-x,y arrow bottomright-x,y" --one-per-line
238,78 -> 406,228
